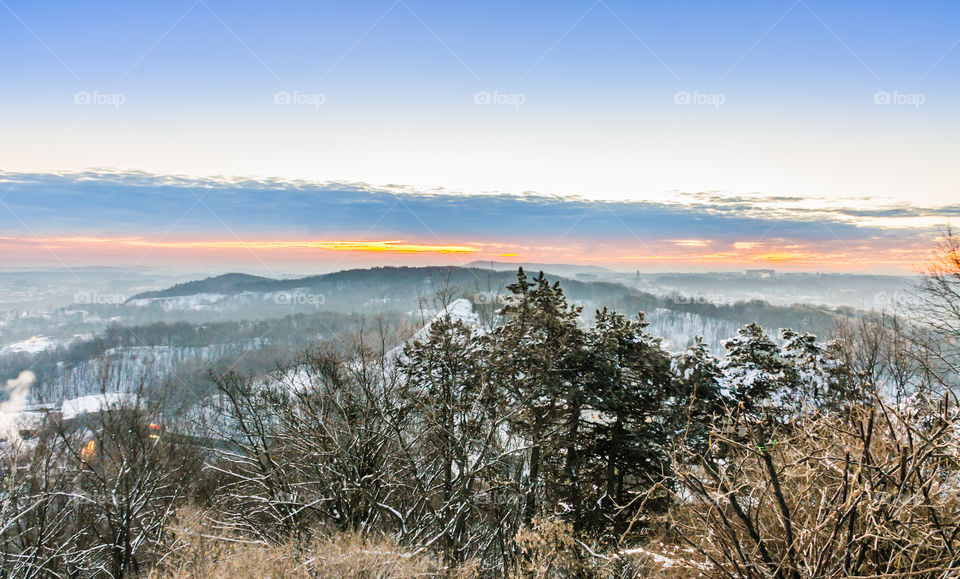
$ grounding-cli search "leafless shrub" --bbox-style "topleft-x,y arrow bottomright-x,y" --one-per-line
1,387 -> 199,577
667,392 -> 960,578
513,516 -> 619,578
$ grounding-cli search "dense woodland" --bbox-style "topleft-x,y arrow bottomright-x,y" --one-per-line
1,233 -> 959,577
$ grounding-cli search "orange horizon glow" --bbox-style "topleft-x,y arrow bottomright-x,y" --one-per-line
0,234 -> 935,273
0,236 -> 481,255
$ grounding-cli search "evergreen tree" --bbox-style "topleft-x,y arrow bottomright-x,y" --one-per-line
780,328 -> 860,412
671,336 -> 726,457
581,308 -> 674,536
720,322 -> 785,414
488,269 -> 585,526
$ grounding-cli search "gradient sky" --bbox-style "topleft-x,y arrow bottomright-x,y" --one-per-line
1,1 -> 958,272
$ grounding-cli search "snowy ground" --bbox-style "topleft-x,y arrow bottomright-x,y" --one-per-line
0,336 -> 58,355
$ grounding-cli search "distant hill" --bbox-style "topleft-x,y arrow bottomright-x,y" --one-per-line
125,266 -> 850,351
464,261 -> 615,277
129,267 -> 500,300
128,273 -> 276,300
130,266 -> 628,303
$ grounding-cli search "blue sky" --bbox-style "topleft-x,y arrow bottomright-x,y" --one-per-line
1,1 -> 958,271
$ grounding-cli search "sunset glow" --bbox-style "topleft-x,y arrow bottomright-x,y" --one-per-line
0,236 -> 481,255
0,231 -> 936,272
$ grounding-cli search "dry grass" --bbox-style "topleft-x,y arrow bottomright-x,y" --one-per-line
512,517 -> 621,578
151,507 -> 454,578
153,509 -> 640,578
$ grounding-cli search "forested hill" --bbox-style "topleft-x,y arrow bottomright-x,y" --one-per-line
127,266 -> 851,342
130,266 -> 633,303
127,272 -> 278,299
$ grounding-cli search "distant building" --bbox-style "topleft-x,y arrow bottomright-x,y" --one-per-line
746,269 -> 775,279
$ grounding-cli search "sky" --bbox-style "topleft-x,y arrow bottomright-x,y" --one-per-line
1,1 -> 958,273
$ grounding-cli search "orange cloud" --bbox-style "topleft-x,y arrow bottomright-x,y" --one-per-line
751,251 -> 818,262
0,233 -> 933,273
560,237 -> 931,272
670,239 -> 711,247
0,236 -> 480,254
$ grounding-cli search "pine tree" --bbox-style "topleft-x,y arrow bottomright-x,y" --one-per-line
581,308 -> 675,536
720,322 -> 785,414
671,336 -> 726,457
488,269 -> 585,526
780,328 -> 859,412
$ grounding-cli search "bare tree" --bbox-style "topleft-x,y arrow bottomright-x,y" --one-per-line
1,385 -> 198,578
913,227 -> 960,393
667,389 -> 960,578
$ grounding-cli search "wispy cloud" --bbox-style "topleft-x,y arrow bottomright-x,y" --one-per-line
0,171 -> 951,272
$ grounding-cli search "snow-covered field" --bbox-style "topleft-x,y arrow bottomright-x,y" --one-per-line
126,289 -> 325,311
127,292 -> 238,311
0,336 -> 59,355
61,393 -> 136,420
